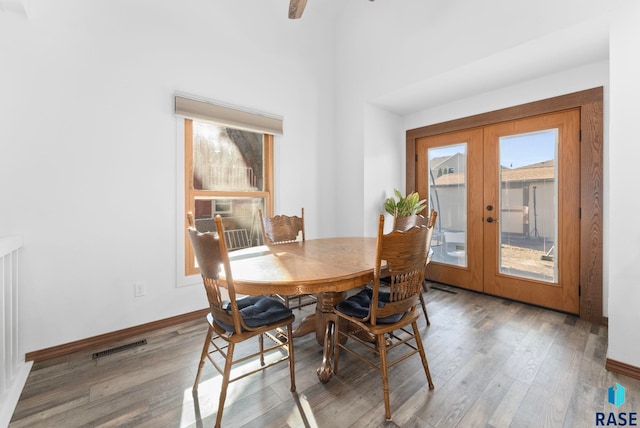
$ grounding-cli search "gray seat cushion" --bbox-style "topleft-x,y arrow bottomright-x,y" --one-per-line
214,295 -> 293,331
335,288 -> 402,323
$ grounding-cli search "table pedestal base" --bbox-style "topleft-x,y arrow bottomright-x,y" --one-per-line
315,291 -> 348,383
317,319 -> 335,383
289,291 -> 350,383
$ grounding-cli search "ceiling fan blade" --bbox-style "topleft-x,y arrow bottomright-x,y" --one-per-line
288,0 -> 307,19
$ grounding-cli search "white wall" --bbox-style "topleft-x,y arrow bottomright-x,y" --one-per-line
0,0 -> 336,353
607,0 -> 640,368
363,104 -> 404,235
2,0 -> 637,371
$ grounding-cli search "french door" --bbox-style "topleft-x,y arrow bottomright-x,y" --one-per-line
416,109 -> 580,313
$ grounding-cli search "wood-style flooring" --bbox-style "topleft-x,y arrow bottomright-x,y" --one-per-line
9,284 -> 640,427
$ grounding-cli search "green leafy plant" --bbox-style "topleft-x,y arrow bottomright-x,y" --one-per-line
384,188 -> 427,217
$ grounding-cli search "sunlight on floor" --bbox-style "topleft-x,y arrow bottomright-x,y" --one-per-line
178,338 -> 299,426
290,392 -> 319,428
181,375 -> 321,427
180,376 -> 226,426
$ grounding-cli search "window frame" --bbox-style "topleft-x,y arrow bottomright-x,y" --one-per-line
182,118 -> 274,276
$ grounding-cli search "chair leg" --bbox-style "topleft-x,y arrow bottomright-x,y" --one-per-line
419,293 -> 430,326
193,326 -> 213,391
287,323 -> 296,392
215,341 -> 235,428
259,333 -> 265,366
412,321 -> 434,390
377,333 -> 392,421
332,319 -> 341,375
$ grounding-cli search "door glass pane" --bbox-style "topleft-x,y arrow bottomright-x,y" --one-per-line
428,144 -> 467,267
499,130 -> 558,283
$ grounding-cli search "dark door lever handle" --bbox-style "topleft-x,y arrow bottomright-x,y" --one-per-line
486,217 -> 494,223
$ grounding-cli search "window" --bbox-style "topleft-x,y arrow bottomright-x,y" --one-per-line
176,95 -> 279,276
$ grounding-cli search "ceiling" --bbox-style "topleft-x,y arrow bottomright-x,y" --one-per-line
372,17 -> 610,116
3,1 -> 609,118
0,0 -> 26,16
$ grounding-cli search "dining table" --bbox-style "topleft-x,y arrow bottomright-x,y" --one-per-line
223,236 -> 378,383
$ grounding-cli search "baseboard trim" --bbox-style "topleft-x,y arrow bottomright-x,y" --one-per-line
606,358 -> 640,381
25,308 -> 209,362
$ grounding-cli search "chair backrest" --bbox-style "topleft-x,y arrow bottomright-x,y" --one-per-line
392,207 -> 437,231
186,213 -> 246,334
416,210 -> 438,263
414,209 -> 438,229
392,208 -> 417,232
370,214 -> 429,325
394,209 -> 438,263
259,208 -> 305,245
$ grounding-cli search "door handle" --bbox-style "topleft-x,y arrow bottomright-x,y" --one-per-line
486,217 -> 495,223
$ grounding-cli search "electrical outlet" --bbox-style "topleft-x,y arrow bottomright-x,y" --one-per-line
134,281 -> 146,297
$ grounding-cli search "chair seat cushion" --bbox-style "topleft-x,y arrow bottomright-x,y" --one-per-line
335,288 -> 402,323
216,295 -> 293,331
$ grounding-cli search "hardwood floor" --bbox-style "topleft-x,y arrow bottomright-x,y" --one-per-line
10,284 -> 640,427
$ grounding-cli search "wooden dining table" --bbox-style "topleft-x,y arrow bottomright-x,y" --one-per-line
224,237 -> 378,383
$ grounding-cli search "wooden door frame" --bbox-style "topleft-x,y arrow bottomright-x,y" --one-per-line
406,87 -> 604,324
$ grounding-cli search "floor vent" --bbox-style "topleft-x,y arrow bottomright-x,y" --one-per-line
92,339 -> 147,359
431,285 -> 457,294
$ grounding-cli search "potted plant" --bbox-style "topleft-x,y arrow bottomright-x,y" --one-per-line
384,188 -> 427,230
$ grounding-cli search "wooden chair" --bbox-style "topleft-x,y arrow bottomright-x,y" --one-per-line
414,210 -> 438,325
258,208 -> 315,310
392,209 -> 438,326
331,214 -> 434,421
187,213 -> 296,428
259,208 -> 305,244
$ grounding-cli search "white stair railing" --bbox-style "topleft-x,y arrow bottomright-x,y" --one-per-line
0,235 -> 31,428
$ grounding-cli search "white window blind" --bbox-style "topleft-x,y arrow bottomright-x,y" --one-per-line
175,95 -> 283,135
